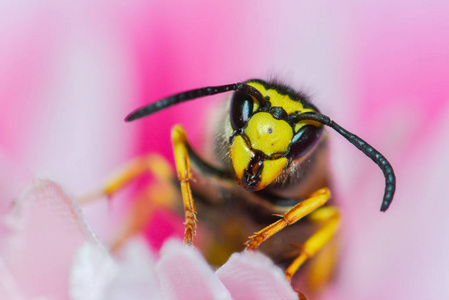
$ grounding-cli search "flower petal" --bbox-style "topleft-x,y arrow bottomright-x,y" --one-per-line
101,238 -> 163,300
216,251 -> 297,300
0,255 -> 25,300
0,179 -> 98,299
155,239 -> 232,300
70,243 -> 118,300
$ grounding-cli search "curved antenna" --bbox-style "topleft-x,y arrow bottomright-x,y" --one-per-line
296,112 -> 396,212
125,82 -> 264,122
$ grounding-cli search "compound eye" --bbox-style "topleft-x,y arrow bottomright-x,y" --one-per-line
288,125 -> 323,159
230,91 -> 254,130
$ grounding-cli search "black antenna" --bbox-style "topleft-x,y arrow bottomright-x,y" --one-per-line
296,112 -> 395,211
125,83 -> 264,122
125,82 -> 395,212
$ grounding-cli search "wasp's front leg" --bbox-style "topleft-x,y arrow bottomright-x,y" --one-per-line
245,188 -> 331,250
244,187 -> 339,280
171,125 -> 198,245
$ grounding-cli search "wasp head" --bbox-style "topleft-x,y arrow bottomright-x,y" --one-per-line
228,81 -> 323,191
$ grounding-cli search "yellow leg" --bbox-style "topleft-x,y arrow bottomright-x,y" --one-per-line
305,231 -> 339,293
244,188 -> 331,250
111,179 -> 178,252
243,187 -> 339,281
77,154 -> 177,252
171,125 -> 197,245
80,125 -> 198,247
285,206 -> 340,281
79,154 -> 174,204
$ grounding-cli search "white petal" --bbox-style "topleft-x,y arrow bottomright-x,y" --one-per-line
102,238 -> 163,300
216,251 -> 297,300
70,243 -> 118,300
155,240 -> 232,300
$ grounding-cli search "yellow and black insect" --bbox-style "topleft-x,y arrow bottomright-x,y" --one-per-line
105,79 -> 395,289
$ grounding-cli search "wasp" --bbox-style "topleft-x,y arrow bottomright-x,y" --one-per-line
96,79 -> 395,289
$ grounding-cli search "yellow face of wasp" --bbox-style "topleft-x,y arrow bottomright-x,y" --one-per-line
230,116 -> 290,191
229,81 -> 319,191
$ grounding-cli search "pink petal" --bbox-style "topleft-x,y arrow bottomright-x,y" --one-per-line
216,251 -> 297,300
155,239 -> 232,300
0,256 -> 25,300
0,179 -> 98,299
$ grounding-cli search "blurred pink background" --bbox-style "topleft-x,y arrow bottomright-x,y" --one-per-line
1,1 -> 448,299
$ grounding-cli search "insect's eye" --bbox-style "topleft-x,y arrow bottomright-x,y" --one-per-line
288,125 -> 323,159
230,91 -> 254,130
